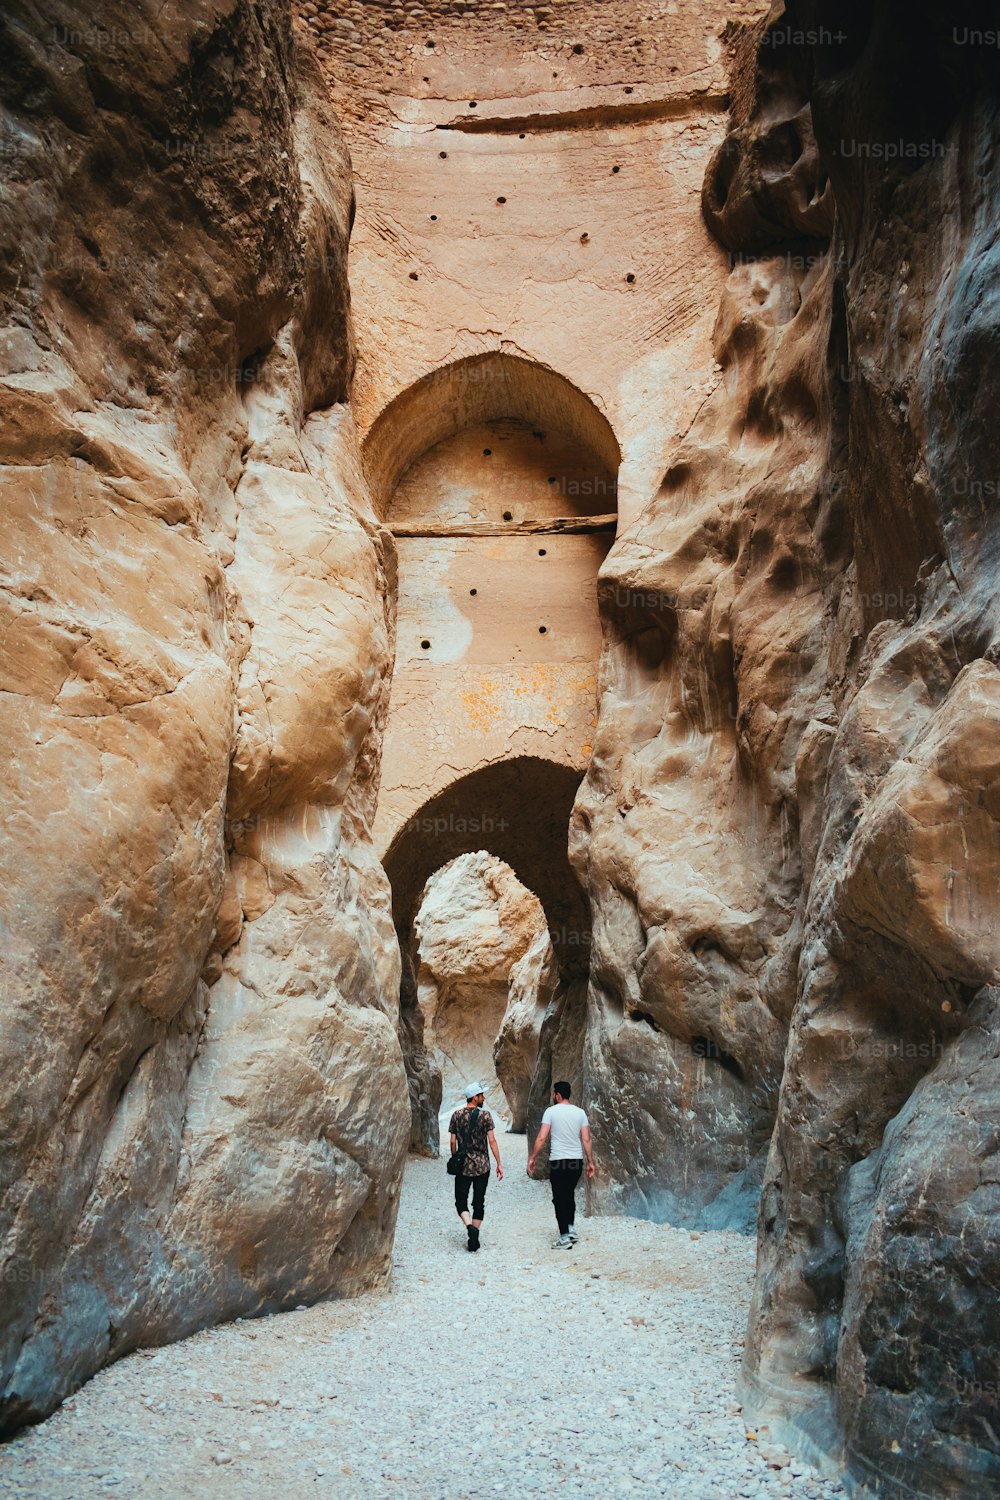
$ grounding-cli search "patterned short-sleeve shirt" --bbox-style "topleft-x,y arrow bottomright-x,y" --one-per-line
448,1107 -> 494,1177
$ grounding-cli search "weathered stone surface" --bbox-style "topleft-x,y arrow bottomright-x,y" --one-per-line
737,9 -> 1000,1495
494,926 -> 559,1132
561,4 -> 1000,1492
837,988 -> 1000,1500
0,0 -> 406,1431
569,214 -> 836,1233
301,0 -> 770,526
414,851 -> 551,1126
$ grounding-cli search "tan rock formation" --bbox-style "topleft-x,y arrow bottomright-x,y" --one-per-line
735,12 -> 1000,1497
300,0 -> 769,525
494,926 -> 560,1133
414,851 -> 553,1127
371,382 -> 616,859
569,195 -> 836,1227
0,0 -> 406,1431
569,5 -> 1000,1496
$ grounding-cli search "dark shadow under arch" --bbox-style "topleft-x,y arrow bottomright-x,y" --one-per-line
362,351 -> 622,516
383,756 -> 590,981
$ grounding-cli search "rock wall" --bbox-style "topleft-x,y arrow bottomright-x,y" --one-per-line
299,0 -> 767,528
0,0 -> 407,1431
4,2 -> 998,1490
576,3 -> 1000,1495
569,23 -> 836,1232
740,7 -> 1000,1498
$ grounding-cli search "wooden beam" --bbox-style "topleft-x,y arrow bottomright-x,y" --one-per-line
387,514 -> 617,538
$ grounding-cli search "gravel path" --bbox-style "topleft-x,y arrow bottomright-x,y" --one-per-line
0,1136 -> 846,1499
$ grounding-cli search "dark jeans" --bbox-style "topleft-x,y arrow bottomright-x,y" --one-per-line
550,1159 -> 583,1234
455,1172 -> 488,1222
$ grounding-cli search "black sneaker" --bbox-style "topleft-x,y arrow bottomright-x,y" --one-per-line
467,1225 -> 480,1252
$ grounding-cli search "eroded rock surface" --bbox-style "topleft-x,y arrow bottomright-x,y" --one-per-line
494,927 -> 559,1133
575,4 -> 1000,1495
739,10 -> 1000,1498
3,4 -> 998,1494
0,0 -> 406,1431
570,132 -> 837,1230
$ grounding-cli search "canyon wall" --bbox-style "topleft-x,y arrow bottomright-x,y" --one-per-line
574,3 -> 1000,1495
741,8 -> 1000,1498
0,0 -> 407,1431
569,5 -> 836,1233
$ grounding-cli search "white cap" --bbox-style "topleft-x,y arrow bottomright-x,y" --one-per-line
465,1081 -> 485,1100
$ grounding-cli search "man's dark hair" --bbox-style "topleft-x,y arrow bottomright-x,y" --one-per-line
553,1080 -> 572,1099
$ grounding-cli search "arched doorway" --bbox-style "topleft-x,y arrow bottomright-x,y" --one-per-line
367,355 -> 620,1151
383,757 -> 590,1151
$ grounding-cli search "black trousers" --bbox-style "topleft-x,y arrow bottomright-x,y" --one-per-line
550,1159 -> 583,1234
455,1172 -> 488,1221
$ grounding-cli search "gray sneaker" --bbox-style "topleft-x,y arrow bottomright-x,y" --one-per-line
567,1226 -> 578,1243
554,1233 -> 572,1249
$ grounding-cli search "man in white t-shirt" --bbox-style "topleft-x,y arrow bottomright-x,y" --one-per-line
526,1080 -> 594,1248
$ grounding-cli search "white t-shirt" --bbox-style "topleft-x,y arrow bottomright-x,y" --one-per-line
542,1102 -> 589,1160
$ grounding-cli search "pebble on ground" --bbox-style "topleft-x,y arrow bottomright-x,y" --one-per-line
0,1136 -> 847,1500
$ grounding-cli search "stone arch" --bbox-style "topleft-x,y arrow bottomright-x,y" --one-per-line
370,356 -> 620,857
362,351 -> 622,515
383,756 -> 589,975
386,758 -> 590,1151
371,357 -> 617,1151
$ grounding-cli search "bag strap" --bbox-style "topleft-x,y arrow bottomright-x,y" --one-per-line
458,1105 -> 480,1147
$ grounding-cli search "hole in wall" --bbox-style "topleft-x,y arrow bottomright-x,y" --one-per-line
237,347 -> 265,390
625,273 -> 636,284
538,625 -> 548,634
538,548 -> 547,556
624,86 -> 633,94
440,151 -> 448,159
573,43 -> 585,54
430,213 -> 437,220
691,1035 -> 744,1081
421,639 -> 431,650
612,165 -> 621,174
409,271 -> 419,280
483,447 -> 492,455
469,588 -> 478,596
630,1009 -> 660,1030
503,510 -> 513,520
497,196 -> 507,204
469,100 -> 477,108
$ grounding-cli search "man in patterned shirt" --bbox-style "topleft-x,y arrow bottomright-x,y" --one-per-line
448,1082 -> 504,1252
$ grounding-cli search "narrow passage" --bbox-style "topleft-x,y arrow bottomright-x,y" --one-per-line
0,1138 -> 846,1500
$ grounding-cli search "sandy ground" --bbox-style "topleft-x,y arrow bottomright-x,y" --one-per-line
0,1136 -> 846,1500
